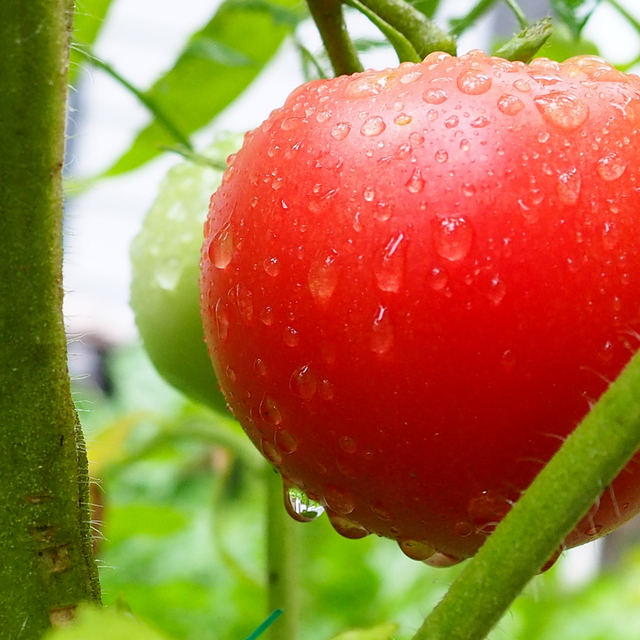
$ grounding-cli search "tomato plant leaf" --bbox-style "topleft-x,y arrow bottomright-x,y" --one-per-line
71,0 -> 114,83
550,0 -> 601,38
329,622 -> 399,640
105,0 -> 302,176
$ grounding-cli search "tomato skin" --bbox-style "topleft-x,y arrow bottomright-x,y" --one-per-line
200,51 -> 640,561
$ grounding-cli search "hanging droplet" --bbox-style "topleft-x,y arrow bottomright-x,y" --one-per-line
405,168 -> 425,194
327,512 -> 369,539
289,365 -> 317,399
209,224 -> 234,269
324,485 -> 356,515
284,481 -> 325,523
398,539 -> 436,561
374,232 -> 406,293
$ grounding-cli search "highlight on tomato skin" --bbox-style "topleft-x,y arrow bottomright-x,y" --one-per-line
200,49 -> 640,565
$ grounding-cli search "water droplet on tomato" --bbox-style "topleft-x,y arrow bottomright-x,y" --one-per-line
345,72 -> 392,98
405,168 -> 425,194
429,266 -> 448,291
260,394 -> 283,425
487,275 -> 506,305
432,215 -> 473,261
215,299 -> 230,342
374,232 -> 405,293
261,439 -> 283,466
284,481 -> 325,522
309,254 -> 338,306
409,132 -> 425,145
400,69 -> 422,84
513,78 -> 530,92
537,131 -> 550,143
457,69 -> 492,95
254,358 -> 267,376
470,116 -> 490,128
338,436 -> 357,454
461,183 -> 476,197
324,485 -> 355,515
454,521 -> 473,537
468,491 -> 511,533
327,512 -> 369,538
424,552 -> 464,568
260,306 -> 274,326
394,113 -> 412,126
370,305 -> 394,354
361,116 -> 386,137
398,539 -> 436,561
557,168 -> 581,205
501,349 -> 516,372
283,327 -> 300,347
435,149 -> 449,163
534,92 -> 589,131
374,202 -> 394,222
290,365 -> 317,399
209,224 -> 234,269
497,93 -> 524,115
281,116 -> 307,131
422,88 -> 448,104
460,138 -> 471,151
331,122 -> 351,140
363,186 -> 376,201
318,379 -> 335,400
275,429 -> 298,454
585,524 -> 602,536
596,153 -> 627,181
444,115 -> 459,128
263,257 -> 280,277
236,284 -> 253,323
225,366 -> 236,383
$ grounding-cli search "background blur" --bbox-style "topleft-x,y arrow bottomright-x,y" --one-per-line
63,1 -> 640,639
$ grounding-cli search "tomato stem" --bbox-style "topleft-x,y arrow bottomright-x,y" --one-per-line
306,0 -> 364,76
266,468 -> 300,640
412,350 -> 640,640
493,17 -> 552,63
354,0 -> 456,56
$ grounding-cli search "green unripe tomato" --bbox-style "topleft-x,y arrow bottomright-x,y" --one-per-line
130,138 -> 240,413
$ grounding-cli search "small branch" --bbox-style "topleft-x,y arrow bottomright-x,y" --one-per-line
355,0 -> 456,56
265,468 -> 299,640
412,349 -> 640,640
306,0 -> 363,76
494,17 -> 552,63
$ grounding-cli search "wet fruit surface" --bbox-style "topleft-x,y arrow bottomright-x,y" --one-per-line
200,51 -> 640,562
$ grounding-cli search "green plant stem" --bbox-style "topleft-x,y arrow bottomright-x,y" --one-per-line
0,1 -> 101,638
356,0 -> 456,56
266,468 -> 299,640
413,350 -> 640,640
307,0 -> 363,76
72,46 -> 194,151
494,17 -> 552,63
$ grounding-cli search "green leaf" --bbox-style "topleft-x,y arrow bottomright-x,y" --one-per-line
43,604 -> 172,640
550,0 -> 601,39
71,0 -> 114,82
106,0 -> 303,176
329,622 -> 399,640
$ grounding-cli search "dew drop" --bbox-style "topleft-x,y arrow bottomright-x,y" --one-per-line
422,88 -> 448,104
260,306 -> 274,326
424,552 -> 464,568
284,482 -> 325,522
534,92 -> 589,131
513,78 -> 530,92
468,491 -> 510,533
327,512 -> 369,539
361,116 -> 386,137
444,115 -> 459,128
254,358 -> 267,376
339,436 -> 357,454
275,429 -> 298,454
260,394 -> 283,425
596,153 -> 627,181
309,254 -> 339,307
400,69 -> 422,84
405,168 -> 425,194
461,183 -> 476,197
409,132 -> 424,145
281,116 -> 307,131
318,379 -> 335,400
557,168 -> 581,205
290,365 -> 317,399
429,266 -> 448,291
487,275 -> 506,305
345,72 -> 392,98
394,113 -> 412,126
470,116 -> 490,128
283,327 -> 300,347
374,202 -> 394,222
225,366 -> 236,383
261,440 -> 283,466
497,93 -> 524,115
585,524 -> 602,537
460,138 -> 471,151
457,69 -> 492,95
501,349 -> 516,372
431,215 -> 473,261
537,131 -> 550,143
324,485 -> 355,515
363,186 -> 376,201
374,232 -> 405,293
209,224 -> 234,269
435,149 -> 448,163
236,284 -> 254,323
263,256 -> 281,277
398,539 -> 436,561
331,122 -> 351,140
215,299 -> 230,342
370,305 -> 394,354
454,521 -> 473,537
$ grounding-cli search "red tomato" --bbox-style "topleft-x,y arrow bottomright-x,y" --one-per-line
200,50 -> 640,564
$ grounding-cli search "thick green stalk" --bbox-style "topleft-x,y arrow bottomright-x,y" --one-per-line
413,350 -> 640,640
307,0 -> 363,76
266,469 -> 299,640
0,2 -> 101,638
